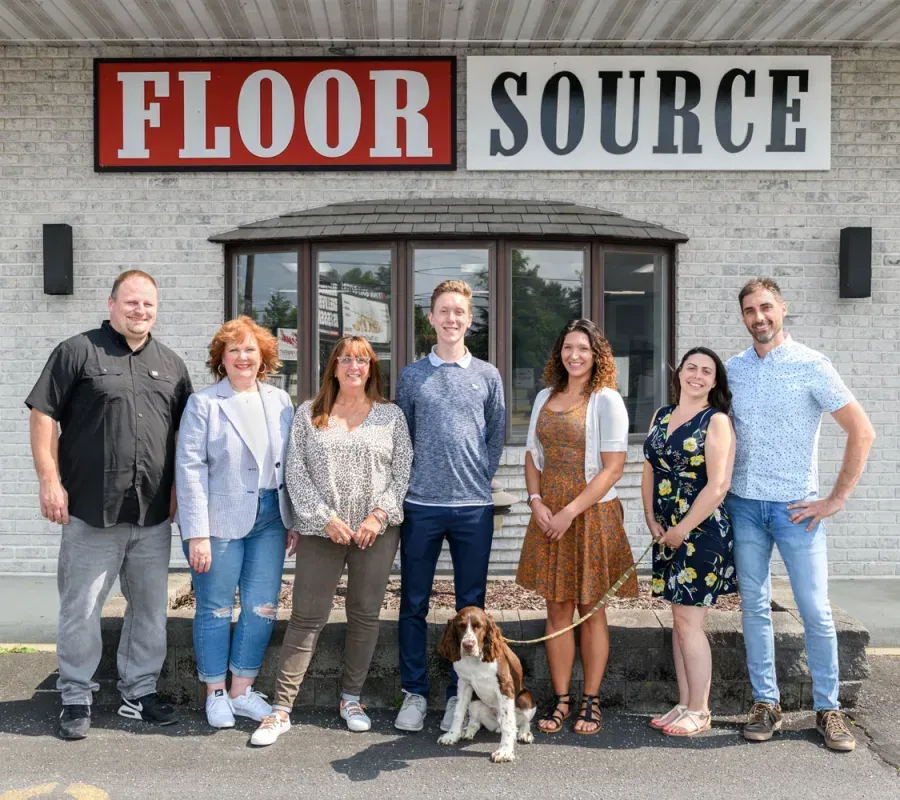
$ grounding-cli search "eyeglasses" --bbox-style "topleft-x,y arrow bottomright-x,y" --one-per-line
336,356 -> 372,367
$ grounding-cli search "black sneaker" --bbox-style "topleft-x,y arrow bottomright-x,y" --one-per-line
58,704 -> 91,740
118,693 -> 178,726
742,701 -> 783,741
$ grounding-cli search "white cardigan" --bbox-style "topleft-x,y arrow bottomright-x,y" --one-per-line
525,387 -> 629,503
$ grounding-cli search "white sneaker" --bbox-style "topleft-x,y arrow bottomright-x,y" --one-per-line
230,687 -> 273,722
439,696 -> 458,732
205,689 -> 235,729
394,691 -> 427,732
250,714 -> 291,747
340,699 -> 372,732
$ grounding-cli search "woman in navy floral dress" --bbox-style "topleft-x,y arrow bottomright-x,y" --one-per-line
642,347 -> 736,737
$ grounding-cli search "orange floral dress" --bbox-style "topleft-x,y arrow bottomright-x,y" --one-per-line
516,401 -> 638,604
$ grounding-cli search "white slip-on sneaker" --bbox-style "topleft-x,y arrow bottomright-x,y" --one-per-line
340,699 -> 372,732
439,696 -> 458,732
230,687 -> 273,722
394,691 -> 427,732
205,689 -> 235,729
250,714 -> 291,747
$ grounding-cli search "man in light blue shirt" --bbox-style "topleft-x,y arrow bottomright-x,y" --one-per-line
725,277 -> 875,752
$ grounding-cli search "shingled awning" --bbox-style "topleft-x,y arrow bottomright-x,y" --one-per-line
209,198 -> 688,244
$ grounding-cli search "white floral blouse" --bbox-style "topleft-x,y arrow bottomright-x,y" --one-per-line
285,400 -> 413,536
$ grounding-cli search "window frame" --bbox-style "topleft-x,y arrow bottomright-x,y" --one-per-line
224,236 -> 676,443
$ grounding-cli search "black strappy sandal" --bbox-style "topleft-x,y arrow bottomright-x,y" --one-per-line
537,693 -> 573,734
573,693 -> 603,735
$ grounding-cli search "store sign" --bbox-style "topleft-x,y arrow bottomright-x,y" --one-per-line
276,328 -> 298,362
95,58 -> 456,171
467,56 -> 830,171
341,294 -> 391,344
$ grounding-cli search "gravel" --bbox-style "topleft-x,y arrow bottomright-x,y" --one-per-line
173,577 -> 744,612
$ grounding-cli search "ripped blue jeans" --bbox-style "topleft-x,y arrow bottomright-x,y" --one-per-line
184,489 -> 286,683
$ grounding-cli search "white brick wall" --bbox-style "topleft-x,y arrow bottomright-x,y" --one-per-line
1,43 -> 897,576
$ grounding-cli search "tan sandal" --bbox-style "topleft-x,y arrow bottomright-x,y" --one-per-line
662,709 -> 711,737
650,704 -> 687,730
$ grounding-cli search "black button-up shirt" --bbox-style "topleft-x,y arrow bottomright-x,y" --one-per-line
26,321 -> 193,529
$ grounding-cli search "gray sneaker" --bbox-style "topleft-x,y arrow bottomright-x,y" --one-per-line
742,701 -> 783,742
816,710 -> 856,752
394,691 -> 427,732
440,696 -> 459,732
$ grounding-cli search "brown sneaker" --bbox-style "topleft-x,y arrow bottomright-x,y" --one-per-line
816,710 -> 856,752
742,702 -> 783,741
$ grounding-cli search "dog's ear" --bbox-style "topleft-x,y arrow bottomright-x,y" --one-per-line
482,613 -> 503,663
437,618 -> 461,663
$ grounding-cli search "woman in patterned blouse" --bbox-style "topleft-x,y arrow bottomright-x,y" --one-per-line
250,335 -> 413,746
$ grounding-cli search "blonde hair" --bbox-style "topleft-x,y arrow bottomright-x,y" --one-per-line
430,279 -> 473,312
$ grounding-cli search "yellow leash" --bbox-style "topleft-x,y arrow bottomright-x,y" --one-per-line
502,540 -> 655,646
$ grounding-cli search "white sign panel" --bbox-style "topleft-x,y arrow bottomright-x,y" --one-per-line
276,328 -> 298,361
341,295 -> 391,344
466,56 -> 831,171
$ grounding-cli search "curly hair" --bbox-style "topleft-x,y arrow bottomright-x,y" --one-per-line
207,316 -> 282,380
541,319 -> 617,396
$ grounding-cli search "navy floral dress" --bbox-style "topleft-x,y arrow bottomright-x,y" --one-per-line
644,405 -> 736,606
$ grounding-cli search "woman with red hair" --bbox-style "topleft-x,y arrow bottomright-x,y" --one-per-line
176,315 -> 296,730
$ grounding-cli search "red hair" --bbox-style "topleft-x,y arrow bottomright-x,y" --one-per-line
207,316 -> 281,380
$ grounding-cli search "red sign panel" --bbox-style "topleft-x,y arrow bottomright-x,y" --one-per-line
94,58 -> 456,171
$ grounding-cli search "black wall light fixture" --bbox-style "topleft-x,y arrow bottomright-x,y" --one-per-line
43,223 -> 74,295
839,226 -> 872,299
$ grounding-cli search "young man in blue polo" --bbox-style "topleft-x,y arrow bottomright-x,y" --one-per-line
394,279 -> 506,732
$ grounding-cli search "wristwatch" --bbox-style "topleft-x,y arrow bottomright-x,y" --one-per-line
527,493 -> 542,507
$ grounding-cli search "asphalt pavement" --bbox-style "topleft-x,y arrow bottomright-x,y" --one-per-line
0,652 -> 898,800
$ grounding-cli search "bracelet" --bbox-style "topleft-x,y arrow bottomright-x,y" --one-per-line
371,508 -> 389,532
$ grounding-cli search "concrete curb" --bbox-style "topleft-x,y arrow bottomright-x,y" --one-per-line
93,598 -> 870,715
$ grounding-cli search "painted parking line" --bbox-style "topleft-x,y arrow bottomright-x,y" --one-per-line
0,784 -> 108,799
866,647 -> 900,656
0,644 -> 56,653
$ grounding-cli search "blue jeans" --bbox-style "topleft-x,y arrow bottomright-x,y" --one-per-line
399,502 -> 494,699
183,490 -> 286,684
726,493 -> 839,712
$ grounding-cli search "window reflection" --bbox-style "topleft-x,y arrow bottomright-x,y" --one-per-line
235,252 -> 298,400
412,248 -> 490,362
603,253 -> 667,434
317,249 -> 393,397
510,248 -> 586,443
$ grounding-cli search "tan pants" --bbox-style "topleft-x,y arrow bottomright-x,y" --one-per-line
272,526 -> 399,709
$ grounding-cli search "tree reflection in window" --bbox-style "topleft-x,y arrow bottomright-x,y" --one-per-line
510,248 -> 586,443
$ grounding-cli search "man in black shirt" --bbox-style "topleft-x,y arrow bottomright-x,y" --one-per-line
26,270 -> 193,740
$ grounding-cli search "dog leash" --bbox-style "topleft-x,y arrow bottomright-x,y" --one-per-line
501,540 -> 655,646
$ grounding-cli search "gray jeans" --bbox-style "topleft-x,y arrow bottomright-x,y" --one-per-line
57,515 -> 171,706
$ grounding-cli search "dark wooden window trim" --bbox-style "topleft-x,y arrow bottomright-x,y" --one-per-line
226,236 -> 676,444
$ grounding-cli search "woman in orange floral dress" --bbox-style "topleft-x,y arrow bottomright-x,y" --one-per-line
516,319 -> 637,735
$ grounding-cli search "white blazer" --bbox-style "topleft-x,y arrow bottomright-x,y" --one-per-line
525,387 -> 629,503
175,378 -> 294,540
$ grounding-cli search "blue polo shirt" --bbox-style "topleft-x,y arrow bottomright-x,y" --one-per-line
726,336 -> 855,502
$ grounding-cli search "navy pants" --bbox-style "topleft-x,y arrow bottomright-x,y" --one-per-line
398,502 -> 494,699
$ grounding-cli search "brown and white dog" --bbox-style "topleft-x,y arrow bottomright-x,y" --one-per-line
436,606 -> 537,763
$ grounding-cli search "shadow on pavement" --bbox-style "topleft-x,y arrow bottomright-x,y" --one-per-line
328,713 -> 825,782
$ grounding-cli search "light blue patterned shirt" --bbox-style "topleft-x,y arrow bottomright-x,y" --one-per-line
726,336 -> 854,502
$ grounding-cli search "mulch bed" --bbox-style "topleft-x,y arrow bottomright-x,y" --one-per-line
173,577 -> 743,613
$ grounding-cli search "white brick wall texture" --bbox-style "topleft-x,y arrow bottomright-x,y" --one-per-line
1,44 -> 897,577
